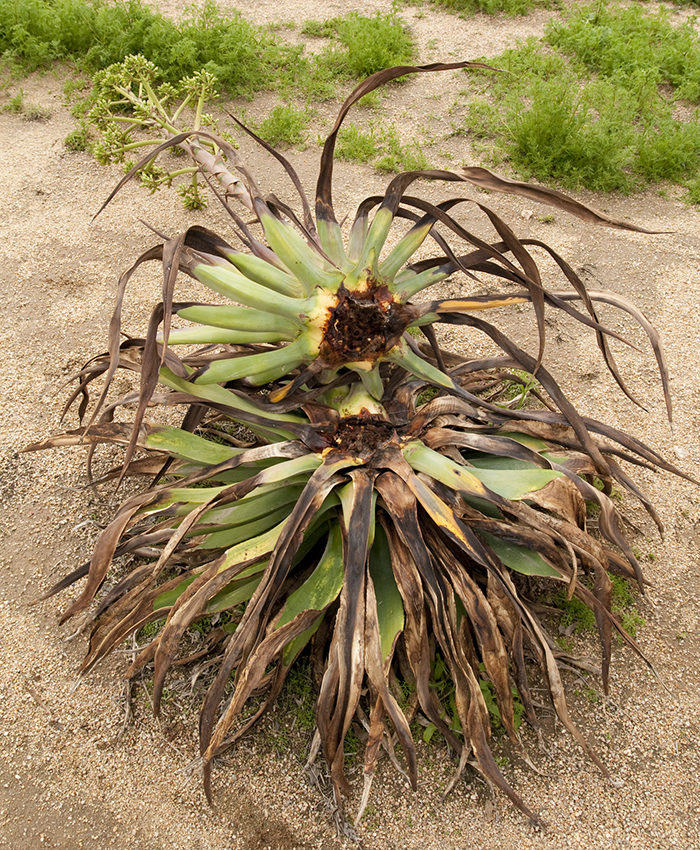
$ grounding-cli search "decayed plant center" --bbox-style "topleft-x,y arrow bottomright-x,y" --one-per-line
28,58 -> 690,827
319,280 -> 414,367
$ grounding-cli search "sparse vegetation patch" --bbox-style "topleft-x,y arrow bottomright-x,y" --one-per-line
430,0 -> 554,17
302,11 -> 413,78
257,104 -> 310,148
457,2 -> 700,198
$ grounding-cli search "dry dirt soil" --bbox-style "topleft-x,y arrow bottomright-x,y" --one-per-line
0,1 -> 699,848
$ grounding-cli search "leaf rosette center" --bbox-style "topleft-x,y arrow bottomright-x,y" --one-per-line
319,279 -> 414,367
323,414 -> 397,460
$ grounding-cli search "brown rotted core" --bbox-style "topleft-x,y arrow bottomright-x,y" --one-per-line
319,281 -> 414,366
326,416 -> 396,456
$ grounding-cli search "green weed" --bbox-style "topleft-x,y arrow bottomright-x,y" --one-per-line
280,660 -> 316,733
302,11 -> 413,78
2,88 -> 51,120
556,635 -> 574,653
610,573 -> 635,609
374,123 -> 428,173
457,3 -> 700,196
498,369 -> 539,409
575,685 -> 599,704
138,616 -> 165,640
257,104 -> 309,148
617,608 -> 645,639
480,672 -> 524,731
334,123 -> 378,162
555,592 -> 597,633
610,574 -> 645,638
416,385 -> 440,406
2,89 -> 24,113
422,652 -> 523,744
64,122 -> 91,150
431,0 -> 554,16
554,573 -> 645,640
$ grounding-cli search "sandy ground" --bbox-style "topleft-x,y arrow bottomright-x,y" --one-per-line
1,2 -> 699,848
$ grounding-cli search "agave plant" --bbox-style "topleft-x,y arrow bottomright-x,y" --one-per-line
30,60 -> 686,824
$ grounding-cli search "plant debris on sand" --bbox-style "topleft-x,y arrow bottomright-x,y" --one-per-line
27,58 -> 691,826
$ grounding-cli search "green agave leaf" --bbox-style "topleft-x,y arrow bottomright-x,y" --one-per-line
317,218 -> 349,270
259,210 -> 342,293
281,615 -> 324,668
206,572 -> 263,613
193,262 -> 303,319
466,465 -> 561,499
165,326 -> 292,345
197,485 -> 304,528
347,212 -> 369,264
158,455 -> 320,516
379,220 -> 433,282
177,304 -> 300,336
481,532 -> 560,578
467,456 -> 537,471
226,252 -> 304,298
142,484 -> 228,515
355,365 -> 384,401
277,524 -> 345,665
393,266 -> 450,300
277,524 -> 344,626
146,425 -> 240,465
403,441 -> 493,500
154,575 -> 197,610
159,367 -> 304,441
171,463 -> 286,487
198,506 -> 293,549
218,520 -> 287,573
216,487 -> 336,574
356,206 -> 393,271
369,525 -> 404,661
498,432 -> 550,452
193,336 -> 311,385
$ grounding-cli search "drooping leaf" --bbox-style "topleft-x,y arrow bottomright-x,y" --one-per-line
207,573 -> 263,613
277,524 -> 344,628
277,524 -> 345,665
481,532 -> 560,578
146,425 -> 240,465
368,525 -> 404,661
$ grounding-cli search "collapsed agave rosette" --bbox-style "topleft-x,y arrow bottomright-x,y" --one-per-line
28,59 -> 689,824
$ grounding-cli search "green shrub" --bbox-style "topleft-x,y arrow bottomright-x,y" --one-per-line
547,3 -> 700,103
334,11 -> 413,77
334,123 -> 378,162
0,0 -> 296,97
302,11 -> 413,79
507,75 -> 638,192
257,104 -> 309,148
686,177 -> 700,204
458,4 -> 700,194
